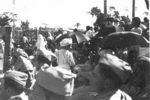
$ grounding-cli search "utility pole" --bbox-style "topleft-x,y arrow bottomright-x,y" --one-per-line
3,27 -> 12,73
12,0 -> 15,39
132,0 -> 135,18
104,0 -> 107,20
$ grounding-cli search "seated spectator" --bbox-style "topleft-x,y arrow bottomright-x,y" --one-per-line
0,71 -> 28,100
71,54 -> 132,100
32,66 -> 77,100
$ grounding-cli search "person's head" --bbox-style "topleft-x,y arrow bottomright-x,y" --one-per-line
94,26 -> 98,32
143,17 -> 149,22
33,49 -> 57,71
102,26 -> 116,37
86,26 -> 91,31
60,38 -> 72,50
73,28 -> 78,32
0,71 -> 28,100
11,48 -> 28,65
109,6 -> 116,11
23,34 -> 26,37
24,48 -> 34,56
89,54 -> 132,93
127,50 -> 139,68
113,18 -> 120,25
132,56 -> 150,89
32,66 -> 76,100
105,18 -> 114,26
132,17 -> 141,28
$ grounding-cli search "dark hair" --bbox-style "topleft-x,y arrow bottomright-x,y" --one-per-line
132,17 -> 141,28
24,48 -> 34,56
105,18 -> 114,22
23,34 -> 26,36
4,78 -> 26,94
73,28 -> 78,32
94,26 -> 98,32
102,26 -> 116,37
86,26 -> 91,31
99,63 -> 122,88
109,6 -> 115,10
144,17 -> 149,22
37,55 -> 51,66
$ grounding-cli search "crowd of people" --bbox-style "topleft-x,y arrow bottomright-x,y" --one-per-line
0,13 -> 149,100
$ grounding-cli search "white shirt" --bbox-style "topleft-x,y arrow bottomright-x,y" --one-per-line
86,30 -> 93,38
55,49 -> 75,70
131,27 -> 142,35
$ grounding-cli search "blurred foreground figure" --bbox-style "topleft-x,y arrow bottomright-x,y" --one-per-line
32,66 -> 76,100
12,48 -> 34,89
0,71 -> 28,100
71,54 -> 132,100
127,56 -> 150,100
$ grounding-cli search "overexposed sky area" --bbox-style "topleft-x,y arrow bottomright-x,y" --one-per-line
0,0 -> 148,29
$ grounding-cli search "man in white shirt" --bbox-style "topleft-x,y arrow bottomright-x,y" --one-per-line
55,38 -> 75,71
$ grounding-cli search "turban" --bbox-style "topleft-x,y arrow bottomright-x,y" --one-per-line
4,71 -> 28,87
60,38 -> 72,47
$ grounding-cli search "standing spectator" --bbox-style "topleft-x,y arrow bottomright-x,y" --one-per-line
55,38 -> 75,71
71,54 -> 132,100
0,71 -> 28,100
131,17 -> 142,35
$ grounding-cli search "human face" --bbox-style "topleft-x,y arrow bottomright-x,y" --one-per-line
89,64 -> 106,92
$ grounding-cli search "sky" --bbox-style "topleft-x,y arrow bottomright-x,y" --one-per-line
0,0 -> 148,29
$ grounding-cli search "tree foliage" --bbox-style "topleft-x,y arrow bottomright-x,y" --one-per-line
21,20 -> 30,30
87,7 -> 101,17
75,22 -> 80,28
0,11 -> 18,27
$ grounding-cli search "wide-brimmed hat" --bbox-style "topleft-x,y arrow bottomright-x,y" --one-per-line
60,38 -> 72,47
36,65 -> 77,96
99,53 -> 132,83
